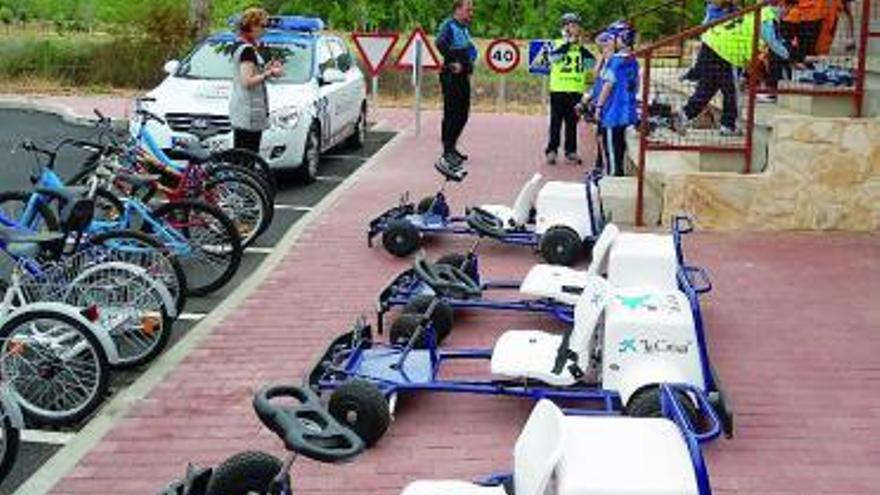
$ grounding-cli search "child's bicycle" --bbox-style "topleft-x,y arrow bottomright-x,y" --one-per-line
158,385 -> 364,495
0,382 -> 23,483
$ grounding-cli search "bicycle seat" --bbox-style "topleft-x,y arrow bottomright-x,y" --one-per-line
172,140 -> 212,164
187,122 -> 225,142
0,225 -> 64,247
434,157 -> 467,182
253,385 -> 364,464
413,253 -> 481,299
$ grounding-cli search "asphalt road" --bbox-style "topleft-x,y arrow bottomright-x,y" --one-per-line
0,108 -> 395,494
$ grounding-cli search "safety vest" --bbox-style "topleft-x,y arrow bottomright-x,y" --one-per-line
701,7 -> 777,67
550,40 -> 589,93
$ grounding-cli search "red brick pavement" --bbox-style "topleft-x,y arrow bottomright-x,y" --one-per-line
50,110 -> 880,495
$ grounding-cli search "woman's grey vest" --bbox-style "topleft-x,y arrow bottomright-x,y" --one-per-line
229,42 -> 270,132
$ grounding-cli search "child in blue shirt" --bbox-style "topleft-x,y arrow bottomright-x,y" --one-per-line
594,24 -> 639,177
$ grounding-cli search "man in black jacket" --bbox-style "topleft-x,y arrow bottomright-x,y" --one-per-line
436,0 -> 477,166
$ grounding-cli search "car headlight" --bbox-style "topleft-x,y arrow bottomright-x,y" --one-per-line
270,105 -> 303,129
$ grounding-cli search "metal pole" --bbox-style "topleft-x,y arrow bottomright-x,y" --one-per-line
853,0 -> 872,117
636,53 -> 653,227
414,38 -> 423,137
497,75 -> 508,113
743,8 -> 762,175
371,75 -> 379,113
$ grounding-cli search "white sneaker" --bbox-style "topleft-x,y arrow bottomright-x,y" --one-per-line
719,126 -> 743,137
756,94 -> 778,104
671,110 -> 689,136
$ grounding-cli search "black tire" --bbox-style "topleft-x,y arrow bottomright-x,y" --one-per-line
0,413 -> 20,483
205,172 -> 273,247
626,385 -> 700,428
205,450 -> 283,495
88,230 -> 188,317
539,226 -> 582,266
151,200 -> 243,297
400,295 -> 454,344
328,380 -> 390,447
0,191 -> 60,232
381,219 -> 420,257
0,310 -> 109,427
293,124 -> 321,184
346,103 -> 368,149
206,162 -> 275,206
209,148 -> 277,199
416,196 -> 436,214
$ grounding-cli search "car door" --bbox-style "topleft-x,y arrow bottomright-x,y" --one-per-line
315,38 -> 340,150
328,37 -> 364,139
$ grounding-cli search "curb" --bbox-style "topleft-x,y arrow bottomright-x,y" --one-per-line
12,126 -> 412,495
0,96 -> 108,127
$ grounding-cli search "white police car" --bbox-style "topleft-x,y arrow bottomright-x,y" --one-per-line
141,16 -> 367,182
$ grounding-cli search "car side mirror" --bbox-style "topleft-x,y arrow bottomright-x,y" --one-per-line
321,68 -> 346,85
164,60 -> 180,75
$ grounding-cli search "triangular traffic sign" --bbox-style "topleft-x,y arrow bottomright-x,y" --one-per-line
351,32 -> 400,77
394,26 -> 442,71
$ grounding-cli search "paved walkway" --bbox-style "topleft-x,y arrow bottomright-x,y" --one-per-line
8,100 -> 878,494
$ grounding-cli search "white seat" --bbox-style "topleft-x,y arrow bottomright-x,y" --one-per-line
557,417 -> 699,495
401,400 -> 565,495
479,173 -> 543,229
491,277 -> 609,385
607,232 -> 679,291
519,224 -> 620,304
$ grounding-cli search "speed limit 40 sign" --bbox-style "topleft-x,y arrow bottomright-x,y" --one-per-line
485,39 -> 521,74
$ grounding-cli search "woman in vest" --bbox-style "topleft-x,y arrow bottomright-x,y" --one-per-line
229,8 -> 283,154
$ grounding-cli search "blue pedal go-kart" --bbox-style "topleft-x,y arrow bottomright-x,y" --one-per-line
309,273 -> 733,447
367,162 -> 607,266
376,215 -> 711,343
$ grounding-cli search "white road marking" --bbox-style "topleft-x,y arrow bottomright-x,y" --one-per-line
178,312 -> 207,322
274,204 -> 313,212
315,175 -> 347,183
322,154 -> 367,162
244,247 -> 274,255
21,430 -> 75,446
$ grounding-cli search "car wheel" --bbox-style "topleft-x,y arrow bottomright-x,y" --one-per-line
397,296 -> 454,345
626,385 -> 700,428
539,226 -> 582,266
294,124 -> 320,184
381,219 -> 420,257
346,103 -> 367,149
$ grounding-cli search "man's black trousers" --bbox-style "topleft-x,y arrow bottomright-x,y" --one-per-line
546,92 -> 581,155
440,71 -> 471,154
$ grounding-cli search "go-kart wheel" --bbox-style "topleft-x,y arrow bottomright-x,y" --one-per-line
393,297 -> 454,346
540,226 -> 582,266
328,380 -> 390,447
382,219 -> 421,257
205,450 -> 283,495
417,196 -> 436,214
626,386 -> 700,428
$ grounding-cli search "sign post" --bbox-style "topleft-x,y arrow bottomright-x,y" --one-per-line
395,27 -> 442,138
351,32 -> 400,109
485,39 -> 521,113
528,39 -> 554,106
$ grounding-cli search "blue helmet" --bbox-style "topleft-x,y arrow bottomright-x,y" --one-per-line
607,20 -> 636,47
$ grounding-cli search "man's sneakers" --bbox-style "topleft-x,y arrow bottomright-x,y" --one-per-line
452,149 -> 469,162
719,126 -> 743,137
565,152 -> 583,165
442,151 -> 465,166
671,110 -> 690,136
545,151 -> 558,165
756,94 -> 778,104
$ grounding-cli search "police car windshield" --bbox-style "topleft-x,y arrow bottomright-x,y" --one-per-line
177,39 -> 312,84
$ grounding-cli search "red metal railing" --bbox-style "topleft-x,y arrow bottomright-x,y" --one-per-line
631,0 -> 875,226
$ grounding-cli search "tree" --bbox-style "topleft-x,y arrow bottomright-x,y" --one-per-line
190,0 -> 211,40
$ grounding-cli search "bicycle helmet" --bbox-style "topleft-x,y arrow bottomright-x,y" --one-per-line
560,12 -> 582,26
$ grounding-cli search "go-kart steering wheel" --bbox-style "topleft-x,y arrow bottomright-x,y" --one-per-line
466,206 -> 508,239
413,254 -> 481,298
253,385 -> 364,463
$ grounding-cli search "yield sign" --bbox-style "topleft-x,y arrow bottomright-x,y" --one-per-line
351,32 -> 399,77
394,27 -> 442,71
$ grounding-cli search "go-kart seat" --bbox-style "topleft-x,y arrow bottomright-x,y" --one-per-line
477,173 -> 543,230
557,416 -> 699,495
608,232 -> 679,291
519,224 -> 620,304
490,276 -> 609,386
400,399 -> 565,495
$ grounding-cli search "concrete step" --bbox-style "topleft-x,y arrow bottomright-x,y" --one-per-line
600,176 -> 662,226
864,57 -> 880,117
777,92 -> 857,117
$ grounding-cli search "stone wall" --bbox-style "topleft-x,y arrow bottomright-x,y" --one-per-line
664,116 -> 880,231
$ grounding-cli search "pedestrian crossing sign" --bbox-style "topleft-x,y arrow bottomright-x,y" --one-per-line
528,39 -> 554,75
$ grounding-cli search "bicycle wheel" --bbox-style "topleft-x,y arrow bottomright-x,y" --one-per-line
0,309 -> 109,426
64,262 -> 172,369
87,230 -> 188,317
204,172 -> 272,247
0,400 -> 20,482
0,191 -> 60,232
151,200 -> 243,297
208,148 -> 276,199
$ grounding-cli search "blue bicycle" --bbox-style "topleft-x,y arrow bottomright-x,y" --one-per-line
0,139 -> 243,297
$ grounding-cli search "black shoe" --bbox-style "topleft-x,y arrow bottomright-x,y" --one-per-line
452,149 -> 469,162
443,151 -> 464,166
